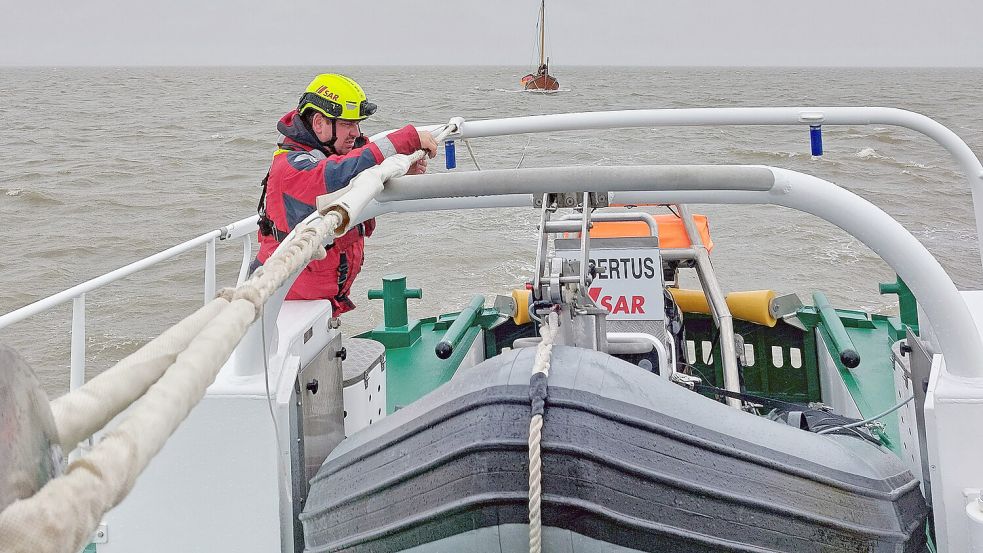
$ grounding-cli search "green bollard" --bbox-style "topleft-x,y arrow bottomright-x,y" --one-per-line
367,274 -> 422,330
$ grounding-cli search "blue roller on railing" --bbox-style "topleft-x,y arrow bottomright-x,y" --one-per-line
810,125 -> 823,156
444,140 -> 456,170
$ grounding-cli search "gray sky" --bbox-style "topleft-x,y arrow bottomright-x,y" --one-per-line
2,0 -> 981,67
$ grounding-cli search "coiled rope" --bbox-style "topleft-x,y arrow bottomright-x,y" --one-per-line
0,123 -> 456,553
528,310 -> 559,553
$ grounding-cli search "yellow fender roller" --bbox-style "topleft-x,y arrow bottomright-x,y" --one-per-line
512,288 -> 532,325
668,288 -> 778,327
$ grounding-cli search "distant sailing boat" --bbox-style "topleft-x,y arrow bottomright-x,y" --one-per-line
520,0 -> 559,91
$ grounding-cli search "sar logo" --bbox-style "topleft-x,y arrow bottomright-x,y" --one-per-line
315,86 -> 339,101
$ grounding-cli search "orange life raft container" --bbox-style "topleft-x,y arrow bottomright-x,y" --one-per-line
579,214 -> 714,252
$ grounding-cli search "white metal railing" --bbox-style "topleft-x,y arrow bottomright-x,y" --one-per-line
0,215 -> 259,392
8,107 -> 983,389
363,164 -> 983,379
410,107 -> 983,271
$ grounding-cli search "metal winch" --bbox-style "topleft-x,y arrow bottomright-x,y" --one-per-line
529,191 -> 610,352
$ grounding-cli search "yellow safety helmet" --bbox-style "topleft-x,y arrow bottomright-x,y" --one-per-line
297,74 -> 377,121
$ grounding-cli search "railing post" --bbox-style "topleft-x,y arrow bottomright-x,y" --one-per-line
678,204 -> 742,409
70,294 -> 86,391
204,238 -> 216,304
237,235 -> 253,285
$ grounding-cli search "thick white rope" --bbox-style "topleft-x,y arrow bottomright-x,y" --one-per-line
51,298 -> 230,449
48,141 -> 436,450
0,298 -> 255,553
529,310 -> 559,553
0,223 -> 343,553
0,134 -> 446,553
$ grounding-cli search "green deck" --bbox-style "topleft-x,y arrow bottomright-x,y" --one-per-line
359,275 -> 494,414
362,275 -> 912,459
358,315 -> 482,414
637,307 -> 908,457
825,313 -> 905,454
686,307 -> 903,456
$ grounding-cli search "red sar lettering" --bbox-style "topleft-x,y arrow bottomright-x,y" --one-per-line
588,288 -> 645,314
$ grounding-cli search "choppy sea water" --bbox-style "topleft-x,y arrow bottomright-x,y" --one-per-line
1,66 -> 981,395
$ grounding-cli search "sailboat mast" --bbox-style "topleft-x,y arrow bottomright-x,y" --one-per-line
539,0 -> 545,68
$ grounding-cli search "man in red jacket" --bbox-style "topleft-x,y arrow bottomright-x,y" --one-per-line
255,73 -> 437,314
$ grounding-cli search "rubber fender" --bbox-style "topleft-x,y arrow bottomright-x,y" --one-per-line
667,288 -> 712,315
511,288 -> 531,325
304,346 -> 928,553
667,288 -> 777,327
727,289 -> 777,327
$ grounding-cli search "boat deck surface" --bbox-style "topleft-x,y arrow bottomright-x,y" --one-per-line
361,317 -> 482,415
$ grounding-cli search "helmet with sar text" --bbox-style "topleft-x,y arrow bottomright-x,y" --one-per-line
298,73 -> 377,122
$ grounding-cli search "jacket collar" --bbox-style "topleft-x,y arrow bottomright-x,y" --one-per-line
276,110 -> 323,152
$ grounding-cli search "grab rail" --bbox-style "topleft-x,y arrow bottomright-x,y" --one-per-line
812,292 -> 862,369
361,164 -> 983,379
435,295 -> 485,360
408,107 -> 983,271
0,215 -> 259,391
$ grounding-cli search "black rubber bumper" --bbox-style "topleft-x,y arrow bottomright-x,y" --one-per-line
301,347 -> 927,553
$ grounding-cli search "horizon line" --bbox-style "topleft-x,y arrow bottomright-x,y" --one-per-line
2,63 -> 983,70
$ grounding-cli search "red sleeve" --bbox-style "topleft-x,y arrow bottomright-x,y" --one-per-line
370,125 -> 422,158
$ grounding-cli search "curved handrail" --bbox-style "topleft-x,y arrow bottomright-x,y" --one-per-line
357,164 -> 983,379
399,107 -> 983,268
